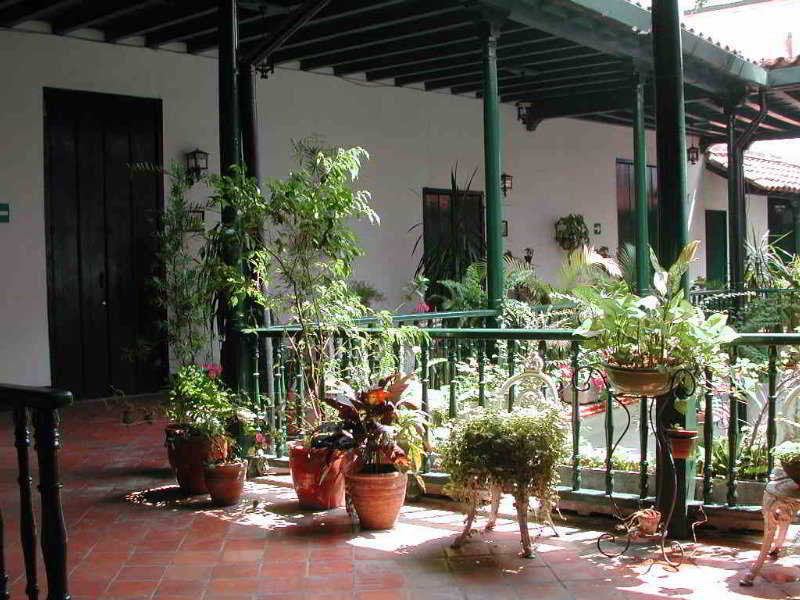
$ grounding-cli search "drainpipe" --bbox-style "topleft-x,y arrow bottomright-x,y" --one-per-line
727,91 -> 768,291
633,70 -> 650,296
238,62 -> 275,406
793,200 -> 800,258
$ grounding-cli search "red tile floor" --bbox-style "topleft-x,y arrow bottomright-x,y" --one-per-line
2,400 -> 800,599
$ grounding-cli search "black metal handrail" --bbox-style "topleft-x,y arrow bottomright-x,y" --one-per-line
0,384 -> 72,600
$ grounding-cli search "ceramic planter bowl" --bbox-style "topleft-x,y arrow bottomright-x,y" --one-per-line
780,459 -> 800,486
346,468 -> 407,530
289,444 -> 348,509
165,425 -> 227,495
665,428 -> 697,460
204,461 -> 248,506
605,365 -> 673,397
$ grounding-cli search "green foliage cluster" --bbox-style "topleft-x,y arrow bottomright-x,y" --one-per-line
554,214 -> 589,251
697,427 -> 770,482
773,440 -> 800,464
166,365 -> 235,439
574,241 -> 737,371
439,408 -> 567,509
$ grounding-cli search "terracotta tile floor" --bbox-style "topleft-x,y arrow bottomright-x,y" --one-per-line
2,401 -> 800,599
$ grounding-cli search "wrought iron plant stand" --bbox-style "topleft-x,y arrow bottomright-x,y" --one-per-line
572,366 -> 699,568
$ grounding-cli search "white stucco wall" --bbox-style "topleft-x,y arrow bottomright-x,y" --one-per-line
0,27 -> 737,386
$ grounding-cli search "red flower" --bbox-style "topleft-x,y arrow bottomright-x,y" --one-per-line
202,363 -> 222,379
414,301 -> 431,313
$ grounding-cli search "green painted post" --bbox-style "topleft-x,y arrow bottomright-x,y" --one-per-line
652,0 -> 689,278
479,19 -> 504,326
726,106 -> 746,292
633,71 -> 650,295
218,0 -> 245,391
651,0 -> 694,539
792,200 -> 800,257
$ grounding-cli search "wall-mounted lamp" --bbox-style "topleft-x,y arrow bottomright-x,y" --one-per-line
501,172 -> 513,197
515,102 -> 541,132
185,148 -> 209,183
687,145 -> 700,165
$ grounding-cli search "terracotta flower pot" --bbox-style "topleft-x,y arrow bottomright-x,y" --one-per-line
289,444 -> 348,509
605,365 -> 673,397
781,459 -> 800,486
204,461 -> 247,506
665,428 -> 697,460
346,467 -> 407,530
165,425 -> 227,495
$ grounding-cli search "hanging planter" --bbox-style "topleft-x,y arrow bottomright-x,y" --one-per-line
604,365 -> 675,398
664,428 -> 697,459
554,214 -> 590,251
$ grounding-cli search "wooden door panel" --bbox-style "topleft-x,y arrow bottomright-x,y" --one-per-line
104,98 -> 136,394
76,106 -> 111,398
45,96 -> 83,395
130,101 -> 167,391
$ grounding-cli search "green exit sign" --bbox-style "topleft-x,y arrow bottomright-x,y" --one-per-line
0,204 -> 8,223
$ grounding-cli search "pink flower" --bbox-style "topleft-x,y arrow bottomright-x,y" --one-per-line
203,363 -> 222,379
255,433 -> 266,445
414,301 -> 431,313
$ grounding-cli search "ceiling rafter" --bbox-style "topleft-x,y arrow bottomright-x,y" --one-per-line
51,0 -> 159,35
0,0 -> 76,28
104,1 -> 221,42
372,40 -> 586,85
399,49 -> 601,89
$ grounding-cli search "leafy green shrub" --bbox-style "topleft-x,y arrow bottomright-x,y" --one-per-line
439,408 -> 567,509
165,365 -> 235,438
774,440 -> 800,464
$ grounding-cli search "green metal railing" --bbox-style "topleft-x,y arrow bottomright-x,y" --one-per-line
247,313 -> 800,509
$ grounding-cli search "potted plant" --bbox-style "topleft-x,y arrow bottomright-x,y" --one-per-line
773,441 -> 800,485
554,214 -> 589,251
573,241 -> 737,397
665,424 -> 698,460
318,373 -> 426,529
204,437 -> 248,507
439,407 -> 567,558
164,364 -> 234,495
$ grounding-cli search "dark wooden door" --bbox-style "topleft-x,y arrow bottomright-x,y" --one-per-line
704,210 -> 728,286
616,159 -> 659,255
44,88 -> 166,399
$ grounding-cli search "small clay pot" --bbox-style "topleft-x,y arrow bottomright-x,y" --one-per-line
781,459 -> 800,486
204,461 -> 247,506
165,425 -> 227,495
665,428 -> 697,460
605,365 -> 674,397
346,467 -> 407,530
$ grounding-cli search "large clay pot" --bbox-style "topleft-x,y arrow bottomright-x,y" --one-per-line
165,425 -> 227,495
665,428 -> 697,460
781,459 -> 800,486
346,467 -> 407,530
204,461 -> 248,506
605,365 -> 673,397
289,444 -> 348,509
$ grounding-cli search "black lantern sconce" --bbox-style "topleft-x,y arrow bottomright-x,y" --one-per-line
185,148 -> 209,184
515,102 -> 542,132
501,172 -> 513,197
687,145 -> 700,165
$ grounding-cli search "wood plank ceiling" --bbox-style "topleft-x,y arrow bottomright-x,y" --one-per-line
3,0 -> 800,143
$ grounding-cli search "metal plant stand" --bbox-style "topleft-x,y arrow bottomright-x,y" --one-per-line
574,368 -> 697,568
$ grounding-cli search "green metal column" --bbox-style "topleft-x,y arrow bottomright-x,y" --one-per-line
633,71 -> 650,295
651,0 -> 694,540
651,0 -> 689,277
218,0 -> 245,391
726,106 -> 746,291
479,19 -> 504,324
793,200 -> 800,257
